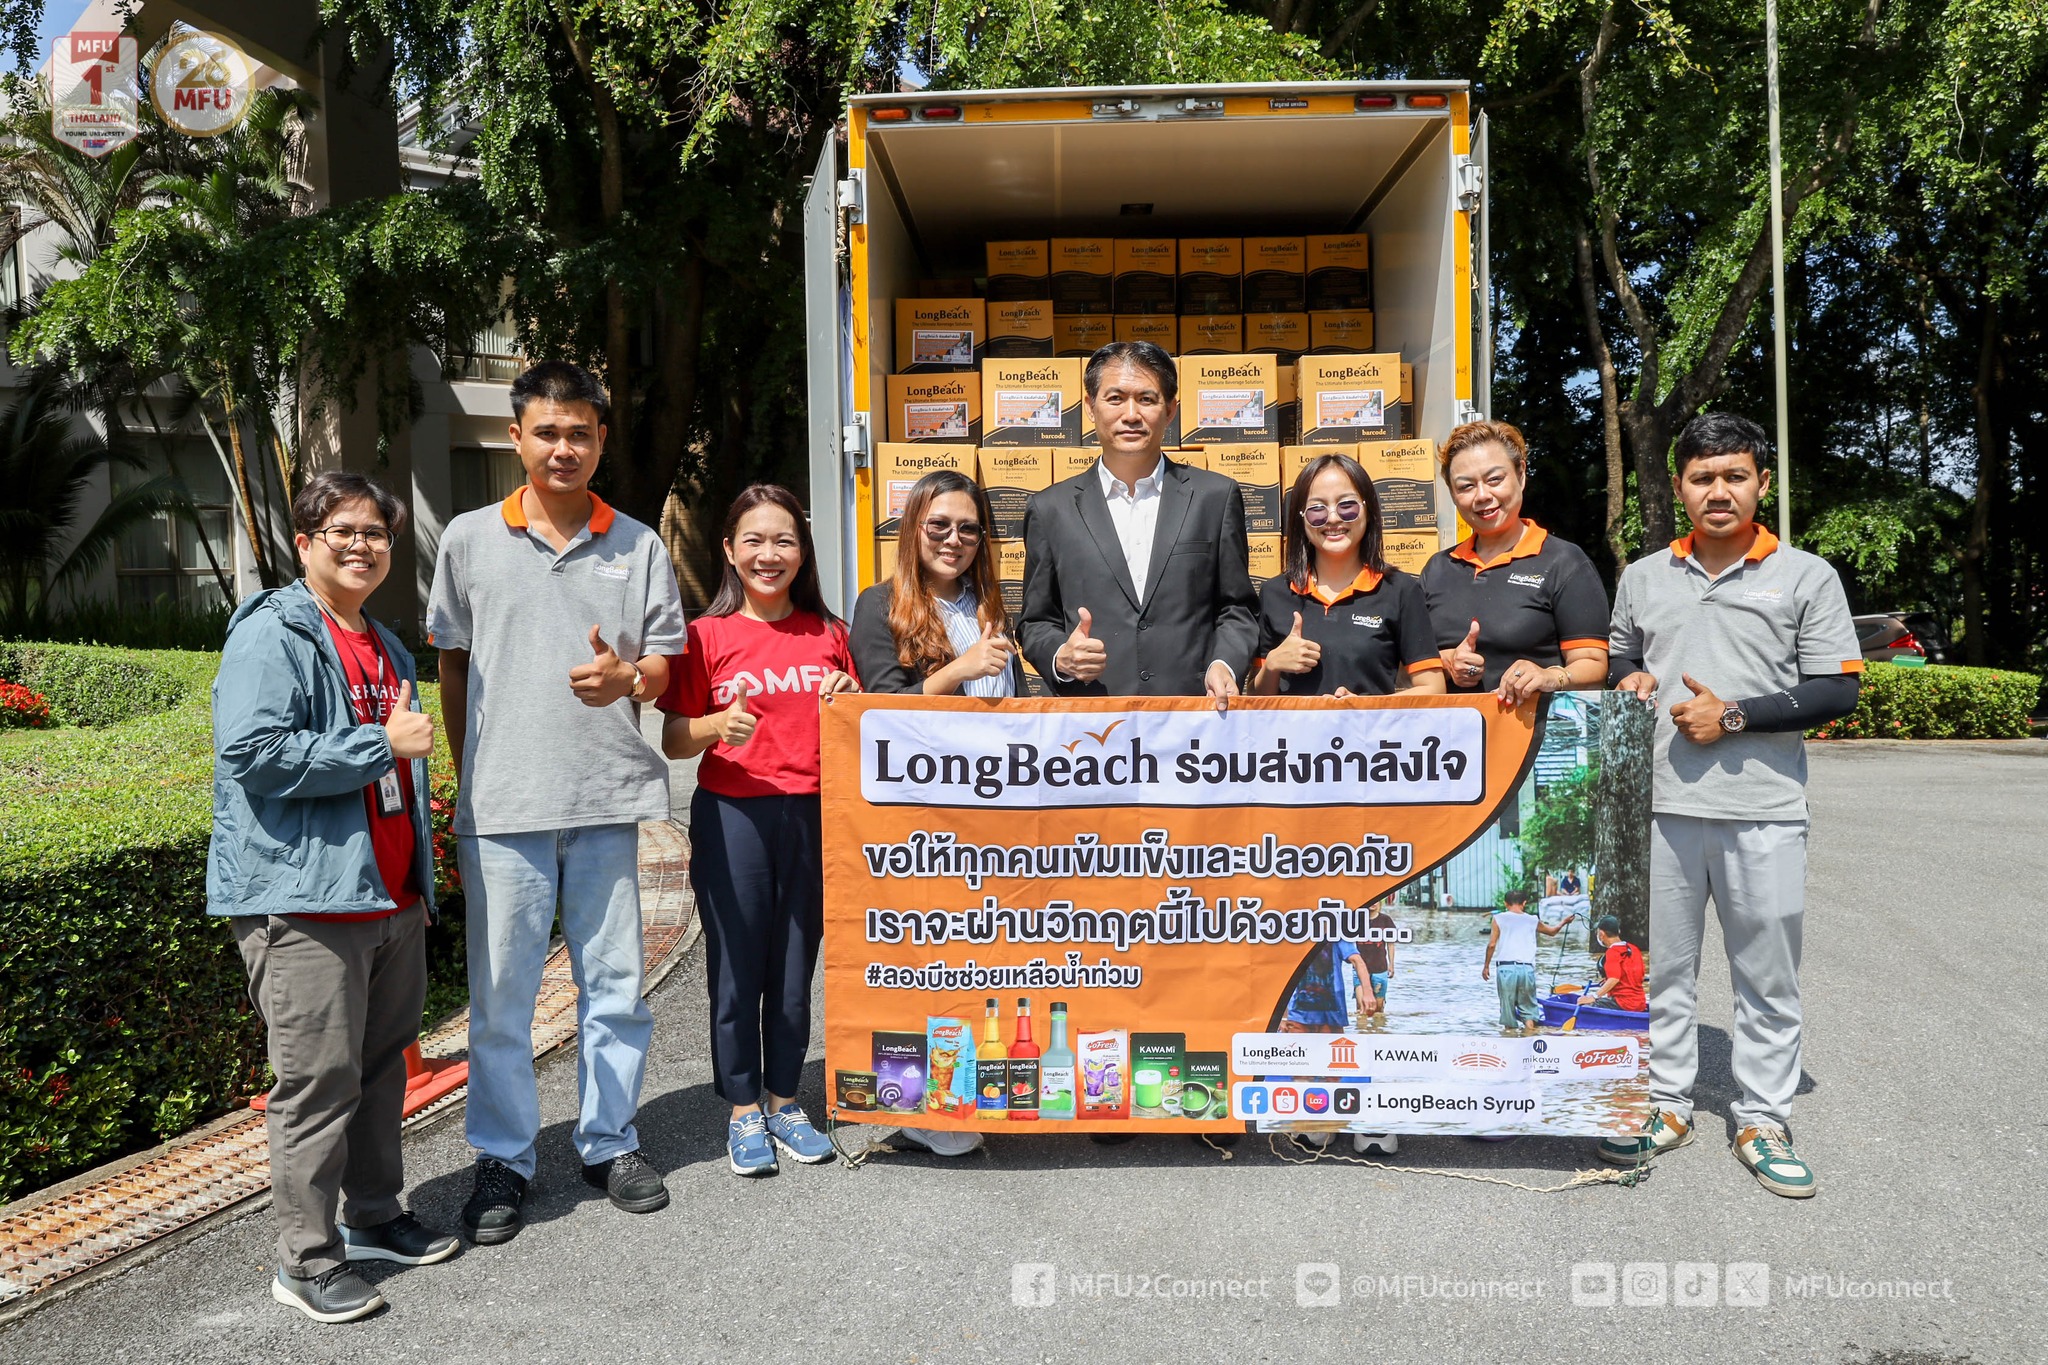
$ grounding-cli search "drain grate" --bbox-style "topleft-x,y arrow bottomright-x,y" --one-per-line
0,820 -> 694,1308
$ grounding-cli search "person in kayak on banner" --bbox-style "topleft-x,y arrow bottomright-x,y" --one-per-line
1579,915 -> 1648,1014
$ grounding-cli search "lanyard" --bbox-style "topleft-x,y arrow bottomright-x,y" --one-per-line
316,599 -> 390,724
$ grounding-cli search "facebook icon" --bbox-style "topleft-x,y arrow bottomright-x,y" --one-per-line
1239,1085 -> 1270,1115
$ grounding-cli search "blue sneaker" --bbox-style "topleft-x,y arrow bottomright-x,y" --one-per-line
764,1103 -> 836,1164
727,1112 -> 777,1177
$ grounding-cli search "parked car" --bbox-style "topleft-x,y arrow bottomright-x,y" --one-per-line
1854,612 -> 1951,664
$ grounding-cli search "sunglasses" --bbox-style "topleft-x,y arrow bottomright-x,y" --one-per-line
1301,498 -> 1364,528
922,519 -> 985,544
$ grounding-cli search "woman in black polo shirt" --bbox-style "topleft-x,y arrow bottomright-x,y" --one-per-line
1251,452 -> 1445,698
1420,420 -> 1609,704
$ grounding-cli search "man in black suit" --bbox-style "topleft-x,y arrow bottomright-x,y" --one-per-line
1019,341 -> 1257,712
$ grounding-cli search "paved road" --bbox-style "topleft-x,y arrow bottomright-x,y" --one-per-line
6,741 -> 2042,1364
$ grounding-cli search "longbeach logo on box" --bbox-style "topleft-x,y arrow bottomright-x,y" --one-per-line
858,707 -> 1485,808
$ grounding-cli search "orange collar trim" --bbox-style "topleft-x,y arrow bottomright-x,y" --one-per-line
1670,523 -> 1778,563
501,487 -> 616,536
1299,564 -> 1385,605
1449,519 -> 1548,570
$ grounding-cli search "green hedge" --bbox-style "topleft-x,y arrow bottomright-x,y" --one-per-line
1810,661 -> 2043,740
0,643 -> 464,1202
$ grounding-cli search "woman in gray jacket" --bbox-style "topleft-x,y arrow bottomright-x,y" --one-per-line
210,471 -> 457,1323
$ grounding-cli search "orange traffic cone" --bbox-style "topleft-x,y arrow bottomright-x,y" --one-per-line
251,1043 -> 469,1117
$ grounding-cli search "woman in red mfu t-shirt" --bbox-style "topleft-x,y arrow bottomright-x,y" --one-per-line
659,484 -> 859,1177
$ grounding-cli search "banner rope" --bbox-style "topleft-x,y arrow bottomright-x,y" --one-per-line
822,1112 -> 1651,1189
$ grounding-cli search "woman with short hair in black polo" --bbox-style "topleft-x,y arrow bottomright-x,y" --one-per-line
1420,420 -> 1610,705
1251,452 -> 1445,700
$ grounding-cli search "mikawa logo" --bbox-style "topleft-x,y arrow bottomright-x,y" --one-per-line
1572,1046 -> 1633,1071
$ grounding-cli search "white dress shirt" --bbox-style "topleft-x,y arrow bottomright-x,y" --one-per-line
936,586 -> 1015,698
1098,455 -> 1167,601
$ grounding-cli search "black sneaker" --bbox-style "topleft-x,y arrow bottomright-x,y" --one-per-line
271,1266 -> 386,1324
342,1212 -> 461,1266
461,1158 -> 528,1246
581,1150 -> 671,1214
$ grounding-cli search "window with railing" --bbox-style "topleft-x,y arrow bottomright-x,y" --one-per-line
113,440 -> 236,610
449,315 -> 524,384
450,446 -> 525,516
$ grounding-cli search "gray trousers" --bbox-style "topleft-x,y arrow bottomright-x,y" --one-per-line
234,907 -> 427,1277
1647,814 -> 1807,1130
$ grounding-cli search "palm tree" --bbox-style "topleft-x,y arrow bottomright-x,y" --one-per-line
0,369 -> 182,638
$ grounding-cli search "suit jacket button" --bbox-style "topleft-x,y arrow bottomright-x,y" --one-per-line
1139,622 -> 1150,631
1140,669 -> 1153,682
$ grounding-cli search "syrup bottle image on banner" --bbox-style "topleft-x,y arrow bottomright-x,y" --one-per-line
978,996 -> 1009,1113
1039,1000 -> 1076,1120
1008,996 -> 1040,1120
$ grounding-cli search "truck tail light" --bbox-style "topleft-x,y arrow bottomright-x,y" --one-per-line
918,105 -> 962,120
1892,632 -> 1926,656
868,106 -> 912,123
1355,94 -> 1397,109
1407,93 -> 1449,109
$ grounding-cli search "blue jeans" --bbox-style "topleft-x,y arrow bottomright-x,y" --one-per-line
1495,963 -> 1540,1028
459,824 -> 651,1177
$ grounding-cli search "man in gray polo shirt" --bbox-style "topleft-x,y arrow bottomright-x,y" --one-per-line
429,361 -> 687,1242
1596,412 -> 1861,1199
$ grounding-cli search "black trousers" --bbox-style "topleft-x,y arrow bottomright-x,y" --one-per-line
688,788 -> 824,1104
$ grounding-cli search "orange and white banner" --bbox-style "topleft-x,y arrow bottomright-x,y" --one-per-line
820,692 -> 1650,1135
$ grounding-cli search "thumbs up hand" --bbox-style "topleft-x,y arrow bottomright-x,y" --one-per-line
1265,611 -> 1322,675
945,618 -> 1017,690
1055,606 -> 1108,682
1449,618 -> 1485,688
1668,672 -> 1729,745
716,681 -> 758,747
383,678 -> 435,759
570,625 -> 635,706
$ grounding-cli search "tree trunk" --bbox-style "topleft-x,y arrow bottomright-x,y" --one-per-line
1576,227 -> 1629,575
1625,405 -> 1676,552
1961,295 -> 2000,666
1592,690 -> 1655,952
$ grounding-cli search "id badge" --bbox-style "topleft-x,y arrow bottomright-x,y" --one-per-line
375,768 -> 404,816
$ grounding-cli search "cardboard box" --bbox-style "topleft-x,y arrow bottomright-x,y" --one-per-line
986,240 -> 1050,302
1115,314 -> 1177,348
895,298 -> 986,372
1053,315 -> 1113,357
1357,438 -> 1439,532
1243,237 -> 1306,313
1247,532 -> 1283,589
1049,238 -> 1113,315
1167,447 -> 1208,471
1204,443 -> 1283,535
1177,354 -> 1279,444
876,536 -> 898,583
1246,313 -> 1308,360
996,535 -> 1027,621
1282,443 -> 1353,494
1297,353 -> 1402,443
1308,310 -> 1375,354
1113,239 -> 1177,315
982,358 -> 1085,446
913,277 -> 977,298
1305,234 -> 1372,311
1178,238 -> 1242,315
1052,447 -> 1099,483
1179,315 -> 1244,355
886,373 -> 981,444
986,299 -> 1055,359
1383,528 -> 1440,575
873,444 -> 978,536
1276,364 -> 1298,445
1400,363 -> 1417,438
978,446 -> 1053,540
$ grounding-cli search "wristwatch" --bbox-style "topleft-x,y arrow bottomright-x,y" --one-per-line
1719,702 -> 1747,733
628,663 -> 648,701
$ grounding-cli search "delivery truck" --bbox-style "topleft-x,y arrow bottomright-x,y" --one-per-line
802,80 -> 1491,616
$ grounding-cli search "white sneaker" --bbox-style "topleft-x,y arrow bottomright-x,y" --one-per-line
892,1127 -> 985,1158
1352,1133 -> 1400,1156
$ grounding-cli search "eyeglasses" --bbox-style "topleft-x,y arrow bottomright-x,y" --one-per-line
922,519 -> 984,545
1301,499 -> 1364,528
312,525 -> 394,554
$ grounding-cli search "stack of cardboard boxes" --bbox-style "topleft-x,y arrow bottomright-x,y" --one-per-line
875,235 -> 1438,638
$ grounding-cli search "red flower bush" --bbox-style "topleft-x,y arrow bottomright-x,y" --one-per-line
0,680 -> 53,729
